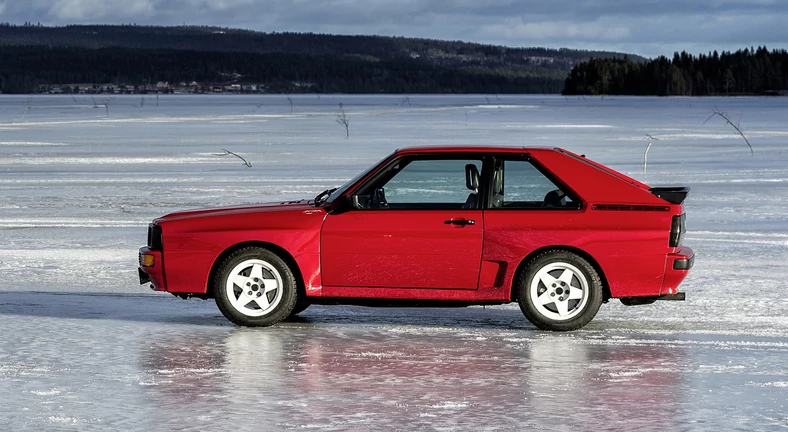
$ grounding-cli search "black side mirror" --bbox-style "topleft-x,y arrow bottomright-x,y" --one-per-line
465,164 -> 480,191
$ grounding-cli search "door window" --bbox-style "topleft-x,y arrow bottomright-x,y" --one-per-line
491,160 -> 578,209
359,158 -> 483,210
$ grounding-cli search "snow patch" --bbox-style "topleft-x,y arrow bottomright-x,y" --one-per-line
31,388 -> 62,396
749,381 -> 788,388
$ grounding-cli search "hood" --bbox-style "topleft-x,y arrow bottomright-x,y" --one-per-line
156,200 -> 317,223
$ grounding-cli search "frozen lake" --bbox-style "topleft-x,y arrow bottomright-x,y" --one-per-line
1,94 -> 787,430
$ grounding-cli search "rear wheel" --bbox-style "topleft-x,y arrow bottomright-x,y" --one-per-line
214,247 -> 297,327
517,251 -> 603,331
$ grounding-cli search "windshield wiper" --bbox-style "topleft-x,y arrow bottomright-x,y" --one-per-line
313,187 -> 337,206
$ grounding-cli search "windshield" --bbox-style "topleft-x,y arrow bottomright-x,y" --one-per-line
322,152 -> 394,205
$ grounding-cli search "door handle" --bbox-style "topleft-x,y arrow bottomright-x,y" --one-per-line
444,218 -> 475,226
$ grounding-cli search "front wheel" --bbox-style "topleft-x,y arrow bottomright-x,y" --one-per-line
214,247 -> 297,327
517,251 -> 603,331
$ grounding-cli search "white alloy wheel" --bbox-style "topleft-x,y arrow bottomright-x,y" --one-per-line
213,247 -> 297,327
529,262 -> 589,321
224,258 -> 284,317
518,250 -> 603,331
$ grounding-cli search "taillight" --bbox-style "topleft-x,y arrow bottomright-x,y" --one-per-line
670,214 -> 685,247
147,224 -> 163,250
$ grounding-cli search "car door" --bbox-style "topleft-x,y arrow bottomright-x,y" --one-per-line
321,156 -> 485,290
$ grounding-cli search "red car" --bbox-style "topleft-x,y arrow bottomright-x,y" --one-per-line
139,146 -> 693,331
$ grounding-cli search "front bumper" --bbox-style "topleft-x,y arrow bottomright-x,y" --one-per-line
138,247 -> 167,291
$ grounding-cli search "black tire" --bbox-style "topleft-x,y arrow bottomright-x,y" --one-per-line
213,247 -> 297,327
517,250 -> 603,331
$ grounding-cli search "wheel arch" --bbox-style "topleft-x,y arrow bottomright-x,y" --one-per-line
510,246 -> 610,302
206,241 -> 306,299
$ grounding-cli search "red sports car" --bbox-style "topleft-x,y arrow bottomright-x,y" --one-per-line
139,146 -> 693,331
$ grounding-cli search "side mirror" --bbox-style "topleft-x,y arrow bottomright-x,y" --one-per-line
465,164 -> 480,192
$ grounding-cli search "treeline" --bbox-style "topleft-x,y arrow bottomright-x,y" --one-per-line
0,46 -> 562,94
563,47 -> 788,95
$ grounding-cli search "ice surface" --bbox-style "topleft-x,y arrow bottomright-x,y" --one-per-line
1,94 -> 787,430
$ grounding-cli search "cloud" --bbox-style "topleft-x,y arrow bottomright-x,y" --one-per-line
0,0 -> 785,57
46,0 -> 154,21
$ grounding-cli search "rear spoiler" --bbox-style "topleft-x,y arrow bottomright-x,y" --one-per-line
650,187 -> 690,205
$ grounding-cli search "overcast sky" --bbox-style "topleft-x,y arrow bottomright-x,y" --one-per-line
1,0 -> 786,58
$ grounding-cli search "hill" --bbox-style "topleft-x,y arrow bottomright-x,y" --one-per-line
0,23 -> 644,94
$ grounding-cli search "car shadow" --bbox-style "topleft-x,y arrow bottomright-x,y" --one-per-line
0,291 -> 230,326
0,291 -> 541,330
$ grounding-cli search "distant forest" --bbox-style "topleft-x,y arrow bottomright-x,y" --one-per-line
0,23 -> 638,94
0,45 -> 562,94
563,47 -> 788,96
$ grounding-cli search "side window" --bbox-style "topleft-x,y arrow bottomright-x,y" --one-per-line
491,160 -> 578,209
360,158 -> 483,210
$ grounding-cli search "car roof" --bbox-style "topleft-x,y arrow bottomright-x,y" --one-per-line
394,145 -> 557,155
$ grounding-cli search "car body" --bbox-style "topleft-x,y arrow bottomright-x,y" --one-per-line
139,146 -> 694,330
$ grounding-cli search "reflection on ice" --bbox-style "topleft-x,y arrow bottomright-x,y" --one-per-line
132,317 -> 785,431
140,324 -> 691,431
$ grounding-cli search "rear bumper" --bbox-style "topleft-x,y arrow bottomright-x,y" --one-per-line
661,246 -> 694,295
138,247 -> 167,291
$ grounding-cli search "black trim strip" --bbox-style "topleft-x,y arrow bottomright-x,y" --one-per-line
592,204 -> 671,212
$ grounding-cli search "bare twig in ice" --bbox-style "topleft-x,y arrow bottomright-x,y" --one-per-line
215,149 -> 252,167
703,107 -> 754,155
336,102 -> 350,138
286,95 -> 293,113
400,96 -> 411,107
643,134 -> 659,177
140,97 -> 145,108
96,98 -> 111,116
